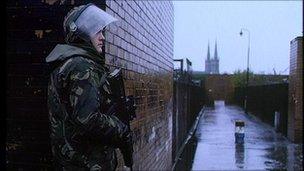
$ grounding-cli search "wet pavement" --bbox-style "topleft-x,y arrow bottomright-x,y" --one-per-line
191,101 -> 303,170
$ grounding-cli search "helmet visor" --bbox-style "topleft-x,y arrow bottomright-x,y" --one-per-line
75,4 -> 118,41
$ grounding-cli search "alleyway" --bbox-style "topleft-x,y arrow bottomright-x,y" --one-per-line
191,101 -> 302,170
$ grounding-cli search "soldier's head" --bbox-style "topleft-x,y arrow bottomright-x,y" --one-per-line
63,3 -> 117,53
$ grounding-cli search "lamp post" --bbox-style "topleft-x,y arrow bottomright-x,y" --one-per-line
240,28 -> 250,114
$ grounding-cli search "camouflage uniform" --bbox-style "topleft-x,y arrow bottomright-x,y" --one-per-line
46,43 -> 130,170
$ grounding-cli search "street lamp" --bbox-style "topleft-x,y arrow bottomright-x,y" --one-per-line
240,28 -> 250,114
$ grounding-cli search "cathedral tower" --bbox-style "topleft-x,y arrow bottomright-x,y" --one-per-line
205,40 -> 219,74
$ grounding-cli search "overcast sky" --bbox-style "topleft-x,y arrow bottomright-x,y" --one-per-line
173,1 -> 302,74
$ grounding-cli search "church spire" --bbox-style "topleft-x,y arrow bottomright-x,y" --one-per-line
207,41 -> 210,60
214,40 -> 218,60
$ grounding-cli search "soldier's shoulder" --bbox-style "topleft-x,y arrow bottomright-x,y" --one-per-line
67,57 -> 107,82
71,56 -> 98,70
58,56 -> 100,74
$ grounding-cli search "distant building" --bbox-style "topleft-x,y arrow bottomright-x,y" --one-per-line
205,41 -> 219,74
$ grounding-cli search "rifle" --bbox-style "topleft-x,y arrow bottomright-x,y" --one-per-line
107,68 -> 136,170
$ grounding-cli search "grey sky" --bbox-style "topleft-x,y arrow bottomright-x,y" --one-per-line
173,1 -> 302,74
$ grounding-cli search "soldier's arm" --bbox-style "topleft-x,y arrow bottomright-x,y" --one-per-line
66,58 -> 129,147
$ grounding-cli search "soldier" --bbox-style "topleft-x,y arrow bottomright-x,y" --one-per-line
46,3 -> 133,170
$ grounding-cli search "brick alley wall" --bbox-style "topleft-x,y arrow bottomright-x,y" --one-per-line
7,0 -> 174,170
201,74 -> 288,106
203,74 -> 235,104
104,1 -> 174,170
234,83 -> 289,136
288,37 -> 303,143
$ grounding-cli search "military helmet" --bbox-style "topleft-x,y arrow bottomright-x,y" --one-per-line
63,3 -> 117,43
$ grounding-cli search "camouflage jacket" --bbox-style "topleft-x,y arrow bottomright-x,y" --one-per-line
46,44 -> 128,170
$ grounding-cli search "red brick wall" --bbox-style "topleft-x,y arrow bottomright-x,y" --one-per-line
104,1 -> 174,170
288,37 -> 303,143
204,74 -> 235,104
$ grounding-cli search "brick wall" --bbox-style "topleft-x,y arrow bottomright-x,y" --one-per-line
288,37 -> 303,143
7,0 -> 174,170
234,83 -> 289,135
104,1 -> 174,170
203,74 -> 235,104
